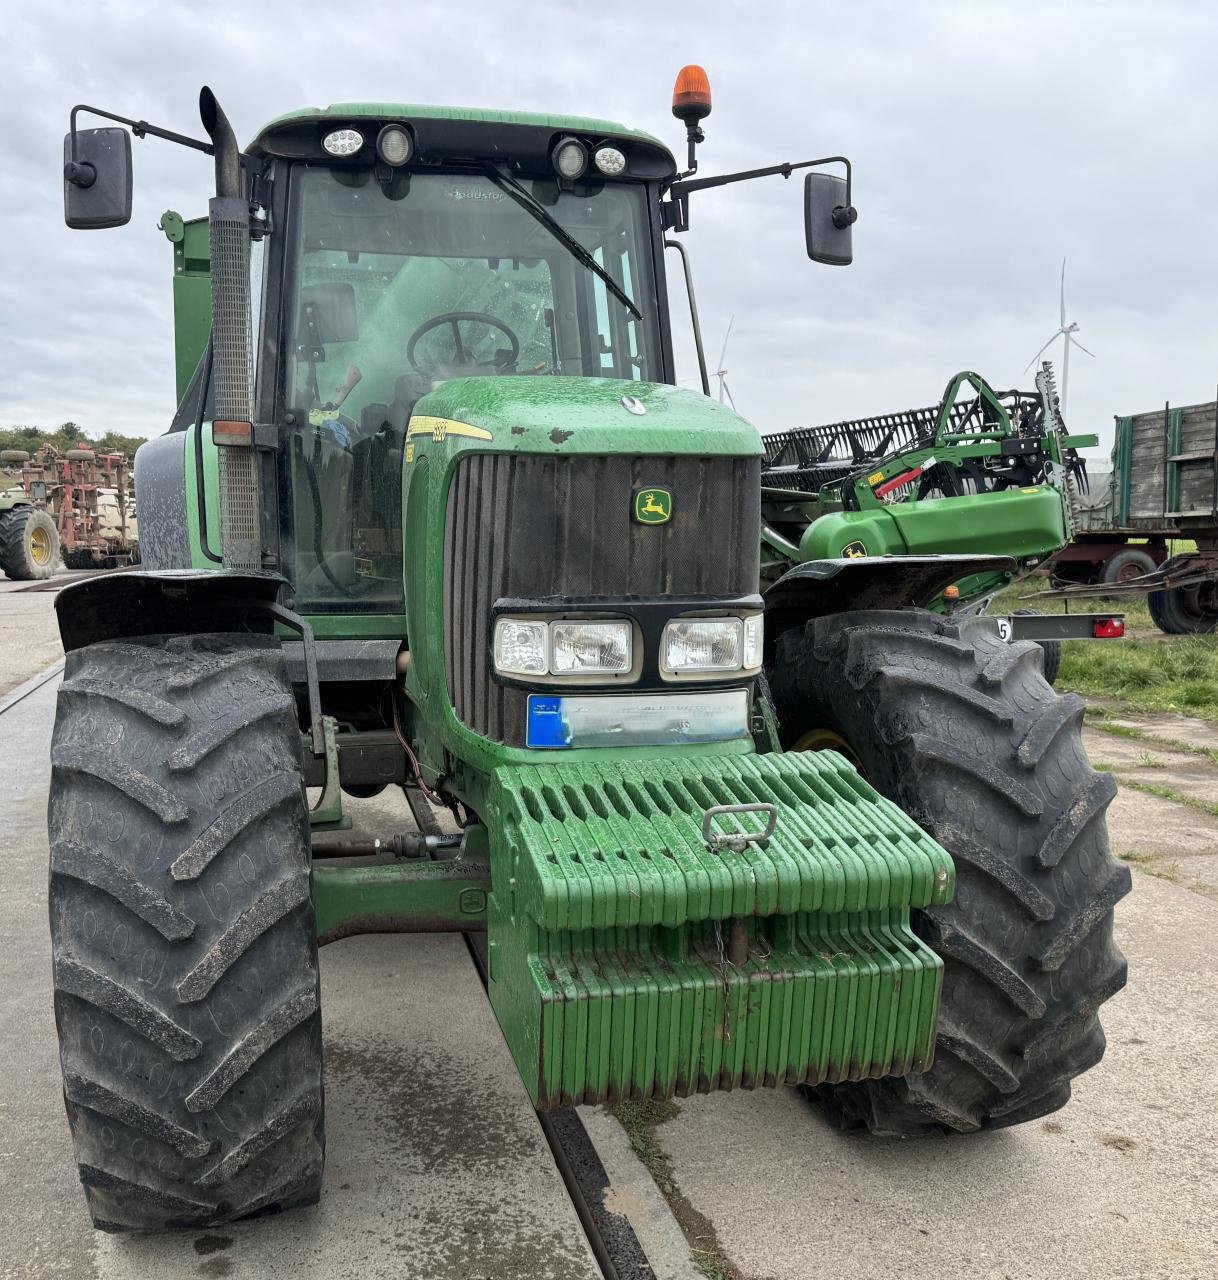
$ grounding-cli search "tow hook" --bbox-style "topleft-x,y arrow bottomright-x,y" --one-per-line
701,802 -> 778,853
702,803 -> 779,965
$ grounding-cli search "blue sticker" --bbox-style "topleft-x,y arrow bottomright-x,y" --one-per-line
526,695 -> 571,749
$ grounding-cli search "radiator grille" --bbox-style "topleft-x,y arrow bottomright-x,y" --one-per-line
444,453 -> 761,743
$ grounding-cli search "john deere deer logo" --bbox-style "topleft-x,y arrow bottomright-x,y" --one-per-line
842,540 -> 869,558
633,487 -> 673,524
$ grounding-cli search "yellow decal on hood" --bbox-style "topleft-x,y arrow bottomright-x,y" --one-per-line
408,416 -> 494,444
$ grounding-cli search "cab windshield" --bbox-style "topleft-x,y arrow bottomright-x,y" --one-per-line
279,165 -> 660,613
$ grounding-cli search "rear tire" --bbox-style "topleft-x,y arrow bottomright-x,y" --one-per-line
1148,584 -> 1218,635
768,609 -> 1130,1136
0,505 -> 58,579
48,633 -> 324,1230
1101,547 -> 1156,585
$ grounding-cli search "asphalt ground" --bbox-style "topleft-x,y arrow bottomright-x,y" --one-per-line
2,580 -> 1215,1279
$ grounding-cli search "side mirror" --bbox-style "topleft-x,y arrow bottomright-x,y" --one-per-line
63,127 -> 132,229
804,172 -> 855,266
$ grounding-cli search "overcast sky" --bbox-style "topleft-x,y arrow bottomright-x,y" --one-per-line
3,0 -> 1216,456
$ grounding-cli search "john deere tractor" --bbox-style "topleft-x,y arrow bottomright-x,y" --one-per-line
51,69 -> 1128,1232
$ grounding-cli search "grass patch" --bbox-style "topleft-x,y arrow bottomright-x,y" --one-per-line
1056,635 -> 1218,719
612,1098 -> 677,1174
1084,712 -> 1218,765
1119,849 -> 1183,884
610,1100 -> 744,1280
1116,776 -> 1218,819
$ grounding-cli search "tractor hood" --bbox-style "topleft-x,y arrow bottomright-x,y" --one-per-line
407,376 -> 763,458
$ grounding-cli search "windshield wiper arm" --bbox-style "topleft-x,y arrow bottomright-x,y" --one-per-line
480,162 -> 642,322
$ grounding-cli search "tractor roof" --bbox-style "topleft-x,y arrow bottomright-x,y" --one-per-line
250,103 -> 677,179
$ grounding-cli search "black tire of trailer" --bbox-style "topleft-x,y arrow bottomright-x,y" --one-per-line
48,633 -> 324,1231
61,548 -> 99,571
1101,547 -> 1157,587
767,609 -> 1130,1136
1011,609 -> 1062,685
0,505 -> 59,580
1147,584 -> 1218,635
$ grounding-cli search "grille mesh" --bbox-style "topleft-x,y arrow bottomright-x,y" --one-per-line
444,453 -> 761,743
209,196 -> 259,570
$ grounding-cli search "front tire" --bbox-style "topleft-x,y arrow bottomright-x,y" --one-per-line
768,609 -> 1130,1136
48,634 -> 324,1230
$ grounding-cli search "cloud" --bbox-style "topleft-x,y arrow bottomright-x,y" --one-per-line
3,0 -> 1216,454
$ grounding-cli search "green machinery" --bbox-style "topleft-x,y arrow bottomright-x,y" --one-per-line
50,70 -> 1129,1232
760,367 -> 1094,595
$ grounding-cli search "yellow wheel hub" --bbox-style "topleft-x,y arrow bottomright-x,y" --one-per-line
30,523 -> 52,566
790,726 -> 866,775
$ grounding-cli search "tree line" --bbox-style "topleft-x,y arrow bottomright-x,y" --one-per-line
1,423 -> 148,461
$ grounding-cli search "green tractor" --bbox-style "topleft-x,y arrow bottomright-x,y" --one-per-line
51,70 -> 1128,1232
1,451 -> 59,580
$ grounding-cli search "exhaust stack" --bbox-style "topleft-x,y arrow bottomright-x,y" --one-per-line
199,86 -> 260,570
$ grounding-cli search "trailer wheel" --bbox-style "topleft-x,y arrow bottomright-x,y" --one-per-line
48,634 -> 324,1231
768,609 -> 1130,1136
1101,547 -> 1156,586
61,549 -> 99,571
0,505 -> 59,580
1011,609 -> 1061,685
1148,584 -> 1218,635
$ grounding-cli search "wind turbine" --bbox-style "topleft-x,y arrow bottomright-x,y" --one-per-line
1023,258 -> 1094,418
714,315 -> 736,410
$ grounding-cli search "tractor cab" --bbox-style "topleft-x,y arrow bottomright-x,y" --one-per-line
252,110 -> 674,613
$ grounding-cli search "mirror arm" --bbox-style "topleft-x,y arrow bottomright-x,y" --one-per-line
667,154 -> 853,229
66,103 -> 215,187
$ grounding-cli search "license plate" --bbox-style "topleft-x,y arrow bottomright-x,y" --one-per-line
525,690 -> 749,750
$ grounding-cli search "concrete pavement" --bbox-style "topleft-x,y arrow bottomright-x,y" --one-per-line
0,575 -> 66,698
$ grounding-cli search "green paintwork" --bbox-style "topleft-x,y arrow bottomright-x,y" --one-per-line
1114,416 -> 1134,525
312,857 -> 490,944
800,486 -> 1068,563
161,212 -> 212,401
485,750 -> 953,1105
252,102 -> 671,159
409,375 -> 762,458
183,422 -> 221,567
309,717 -> 350,831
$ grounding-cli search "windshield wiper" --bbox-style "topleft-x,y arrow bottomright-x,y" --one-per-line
480,162 -> 642,322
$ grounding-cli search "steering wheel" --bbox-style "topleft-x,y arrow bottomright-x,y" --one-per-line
406,311 -> 521,375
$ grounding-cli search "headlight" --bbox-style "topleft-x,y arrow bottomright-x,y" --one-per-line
661,615 -> 764,676
550,621 -> 632,675
593,145 -> 627,176
322,127 -> 364,157
493,618 -> 633,677
376,124 -> 413,166
493,618 -> 548,675
552,137 -> 588,180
